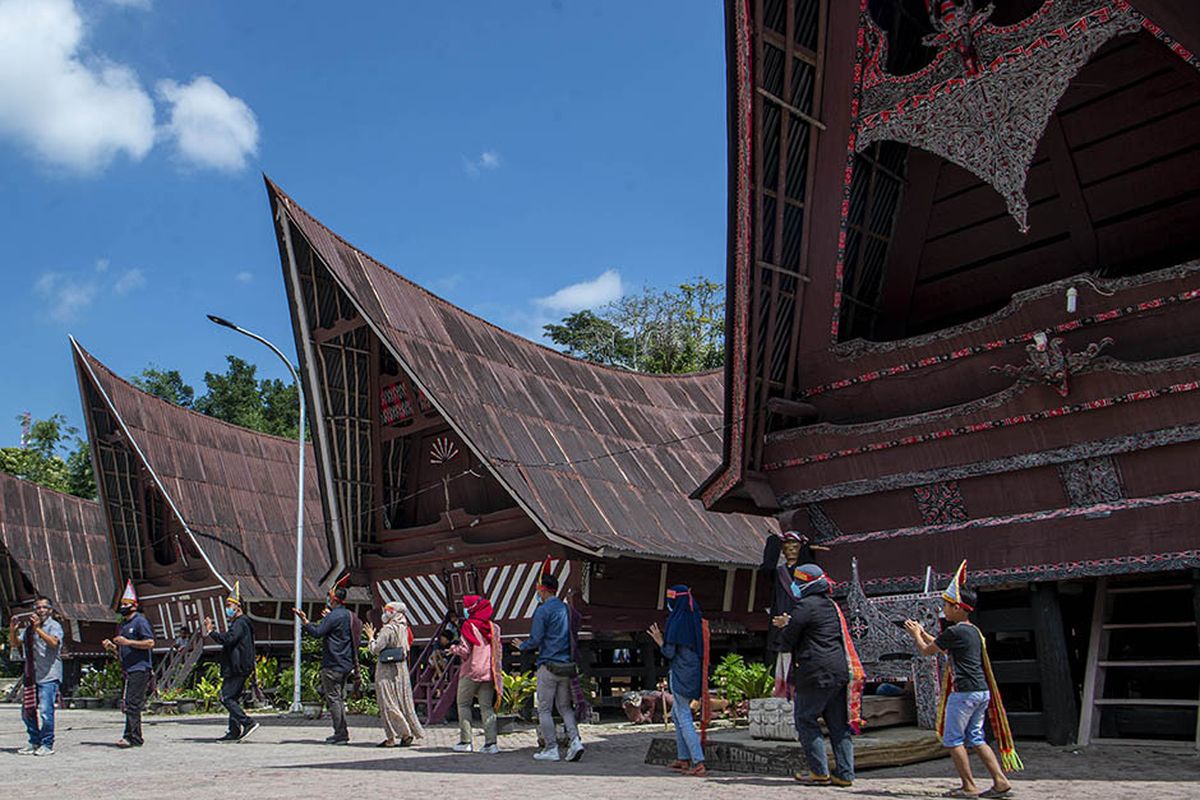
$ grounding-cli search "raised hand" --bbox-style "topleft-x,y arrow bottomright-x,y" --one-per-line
203,617 -> 215,634
362,622 -> 375,641
646,623 -> 664,647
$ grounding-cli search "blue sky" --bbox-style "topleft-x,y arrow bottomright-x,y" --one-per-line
0,0 -> 729,447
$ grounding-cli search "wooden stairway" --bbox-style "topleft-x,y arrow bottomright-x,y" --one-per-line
408,618 -> 461,724
1078,574 -> 1200,748
154,628 -> 207,694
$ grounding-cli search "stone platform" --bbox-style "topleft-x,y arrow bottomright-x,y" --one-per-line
645,725 -> 946,776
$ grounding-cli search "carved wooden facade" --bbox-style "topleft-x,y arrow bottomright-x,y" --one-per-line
700,0 -> 1200,743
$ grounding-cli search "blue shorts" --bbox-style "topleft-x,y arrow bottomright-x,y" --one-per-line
942,690 -> 990,748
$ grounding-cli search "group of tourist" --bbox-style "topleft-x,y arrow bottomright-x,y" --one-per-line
5,536 -> 1020,797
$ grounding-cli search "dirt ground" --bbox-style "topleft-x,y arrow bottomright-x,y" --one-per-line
3,707 -> 1197,800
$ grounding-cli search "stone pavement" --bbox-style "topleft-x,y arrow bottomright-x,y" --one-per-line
2,707 -> 1197,800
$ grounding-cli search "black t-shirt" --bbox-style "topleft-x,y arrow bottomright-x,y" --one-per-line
935,622 -> 987,693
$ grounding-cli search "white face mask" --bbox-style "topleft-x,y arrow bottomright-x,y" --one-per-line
381,612 -> 394,624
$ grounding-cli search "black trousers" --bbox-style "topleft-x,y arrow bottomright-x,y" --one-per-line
221,675 -> 254,735
122,670 -> 150,745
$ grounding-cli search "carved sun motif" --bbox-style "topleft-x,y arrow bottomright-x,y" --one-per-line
429,436 -> 459,465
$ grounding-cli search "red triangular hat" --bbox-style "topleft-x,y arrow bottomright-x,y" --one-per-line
120,579 -> 138,606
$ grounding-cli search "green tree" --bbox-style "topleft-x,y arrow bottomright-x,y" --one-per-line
0,414 -> 95,499
193,356 -> 267,431
542,310 -> 632,367
544,277 -> 725,373
259,377 -> 301,439
131,366 -> 195,408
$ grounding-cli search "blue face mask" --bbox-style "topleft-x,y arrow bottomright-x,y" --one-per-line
224,606 -> 237,620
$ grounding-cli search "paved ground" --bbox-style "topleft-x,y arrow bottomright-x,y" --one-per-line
3,707 -> 1197,799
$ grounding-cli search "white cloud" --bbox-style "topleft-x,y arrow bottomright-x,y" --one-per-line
535,269 -> 624,313
235,270 -> 253,284
462,149 -> 502,177
112,268 -> 145,295
35,272 -> 97,322
34,261 -> 146,321
0,0 -> 156,173
158,76 -> 259,171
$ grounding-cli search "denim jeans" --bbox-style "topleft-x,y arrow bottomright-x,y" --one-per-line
793,681 -> 854,781
671,691 -> 704,763
24,680 -> 59,748
942,690 -> 991,748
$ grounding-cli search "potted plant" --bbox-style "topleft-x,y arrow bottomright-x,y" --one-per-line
498,670 -> 537,732
712,653 -> 774,722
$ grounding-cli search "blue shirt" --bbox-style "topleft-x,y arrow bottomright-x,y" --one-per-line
662,642 -> 702,701
302,606 -> 358,673
17,618 -> 64,684
119,614 -> 154,672
520,596 -> 572,666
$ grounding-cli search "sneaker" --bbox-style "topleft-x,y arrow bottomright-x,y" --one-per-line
17,745 -> 37,756
479,743 -> 499,755
452,742 -> 474,753
238,722 -> 261,742
217,732 -> 239,742
33,746 -> 55,757
830,775 -> 853,788
533,746 -> 561,762
325,734 -> 349,744
565,736 -> 584,762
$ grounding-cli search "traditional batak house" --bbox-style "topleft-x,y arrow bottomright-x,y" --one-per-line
264,179 -> 774,700
0,471 -> 116,659
697,0 -> 1200,747
71,339 -> 346,659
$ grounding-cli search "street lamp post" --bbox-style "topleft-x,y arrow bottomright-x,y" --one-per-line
208,314 -> 307,713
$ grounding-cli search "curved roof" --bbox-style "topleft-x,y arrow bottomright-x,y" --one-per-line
72,339 -> 333,600
0,471 -> 114,621
268,179 -> 773,566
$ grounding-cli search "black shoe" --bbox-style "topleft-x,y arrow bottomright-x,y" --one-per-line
238,722 -> 261,741
325,734 -> 349,744
217,732 -> 239,742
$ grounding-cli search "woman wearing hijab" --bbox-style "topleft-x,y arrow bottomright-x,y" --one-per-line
450,595 -> 504,754
647,585 -> 709,778
364,601 -> 424,748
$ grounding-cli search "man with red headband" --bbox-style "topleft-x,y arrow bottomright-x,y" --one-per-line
512,558 -> 583,763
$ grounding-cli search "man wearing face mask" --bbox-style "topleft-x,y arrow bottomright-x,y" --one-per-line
102,581 -> 155,748
8,596 -> 63,756
205,582 -> 258,742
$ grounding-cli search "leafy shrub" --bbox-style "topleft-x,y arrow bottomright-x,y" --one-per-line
712,653 -> 773,708
78,660 -> 124,699
500,670 -> 537,714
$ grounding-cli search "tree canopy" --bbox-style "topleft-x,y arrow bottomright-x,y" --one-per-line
543,277 -> 724,374
0,414 -> 95,499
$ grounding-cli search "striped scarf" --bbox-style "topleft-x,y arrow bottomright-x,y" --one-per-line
935,624 -> 1024,772
21,624 -> 38,732
833,603 -> 865,733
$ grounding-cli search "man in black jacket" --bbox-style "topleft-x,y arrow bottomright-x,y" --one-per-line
772,564 -> 857,788
293,584 -> 358,744
205,582 -> 258,742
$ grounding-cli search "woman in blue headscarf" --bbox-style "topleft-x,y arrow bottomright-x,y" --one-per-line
647,585 -> 708,778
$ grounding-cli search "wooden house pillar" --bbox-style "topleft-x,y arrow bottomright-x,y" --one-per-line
1032,582 -> 1079,746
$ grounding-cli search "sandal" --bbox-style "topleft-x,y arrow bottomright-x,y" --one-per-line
399,737 -> 414,747
377,740 -> 397,748
979,787 -> 1013,798
943,790 -> 980,798
684,763 -> 708,778
667,760 -> 690,771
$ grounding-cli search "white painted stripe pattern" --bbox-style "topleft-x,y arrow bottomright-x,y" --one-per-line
374,560 -> 572,626
484,559 -> 571,621
375,573 -> 448,626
